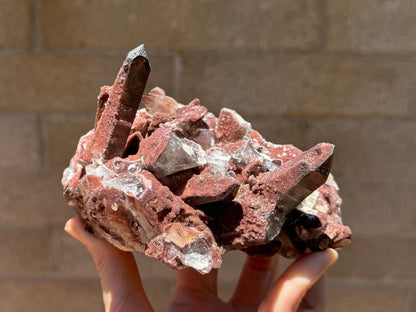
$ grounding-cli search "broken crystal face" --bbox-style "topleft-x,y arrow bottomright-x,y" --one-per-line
206,148 -> 231,176
86,162 -> 144,198
151,132 -> 207,177
217,108 -> 252,142
62,45 -> 351,274
62,165 -> 77,187
192,128 -> 215,150
180,241 -> 213,274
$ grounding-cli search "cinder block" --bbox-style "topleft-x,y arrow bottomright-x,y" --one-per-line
134,250 -> 245,305
0,53 -> 175,112
0,114 -> 42,174
328,285 -> 411,312
141,279 -> 176,311
51,227 -> 98,277
249,116 -> 305,147
0,279 -> 103,312
218,282 -> 236,302
0,0 -> 31,48
0,228 -> 52,275
328,235 -> 416,282
42,113 -> 94,172
409,291 -> 416,312
0,174 -> 73,227
134,252 -> 177,281
40,0 -> 321,51
327,0 -> 416,53
146,52 -> 177,97
134,249 -> 246,286
54,226 -> 181,279
338,180 -> 416,236
217,251 -> 246,284
304,118 -> 416,183
180,53 -> 416,118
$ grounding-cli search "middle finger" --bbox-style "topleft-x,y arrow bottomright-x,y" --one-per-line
229,254 -> 279,309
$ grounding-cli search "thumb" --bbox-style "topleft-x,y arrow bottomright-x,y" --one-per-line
65,217 -> 153,312
259,249 -> 338,312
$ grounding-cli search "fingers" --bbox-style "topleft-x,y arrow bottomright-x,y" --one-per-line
171,267 -> 219,310
298,273 -> 328,311
258,249 -> 338,312
65,217 -> 153,312
176,267 -> 218,296
230,254 -> 278,309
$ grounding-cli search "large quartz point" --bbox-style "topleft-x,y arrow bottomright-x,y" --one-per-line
62,45 -> 351,274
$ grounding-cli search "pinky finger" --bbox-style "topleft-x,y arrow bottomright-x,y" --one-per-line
258,249 -> 338,312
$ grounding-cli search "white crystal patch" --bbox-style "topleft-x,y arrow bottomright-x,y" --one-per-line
179,242 -> 213,274
296,190 -> 320,215
86,162 -> 144,198
207,148 -> 231,176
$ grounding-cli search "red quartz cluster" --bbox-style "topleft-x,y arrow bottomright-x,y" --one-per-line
62,46 -> 351,273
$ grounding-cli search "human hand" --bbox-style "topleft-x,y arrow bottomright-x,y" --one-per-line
65,217 -> 338,312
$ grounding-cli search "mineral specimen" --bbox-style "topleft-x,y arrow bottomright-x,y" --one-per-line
62,45 -> 351,274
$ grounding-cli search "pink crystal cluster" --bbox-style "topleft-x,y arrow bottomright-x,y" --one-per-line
62,48 -> 351,274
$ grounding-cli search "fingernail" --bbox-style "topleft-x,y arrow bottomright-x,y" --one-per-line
325,248 -> 339,263
64,218 -> 87,245
305,249 -> 338,277
64,219 -> 72,233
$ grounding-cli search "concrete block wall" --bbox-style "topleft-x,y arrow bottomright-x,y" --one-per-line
0,0 -> 415,311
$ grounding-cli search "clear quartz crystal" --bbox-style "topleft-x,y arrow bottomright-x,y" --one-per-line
86,162 -> 144,198
231,139 -> 260,166
207,148 -> 231,176
192,129 -> 215,150
153,133 -> 207,177
179,241 -> 213,274
62,165 -> 76,185
230,138 -> 279,172
263,155 -> 279,171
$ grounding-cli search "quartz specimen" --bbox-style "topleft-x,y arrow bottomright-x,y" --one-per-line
62,45 -> 351,274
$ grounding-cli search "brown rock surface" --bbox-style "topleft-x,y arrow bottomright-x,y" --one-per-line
62,45 -> 351,273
